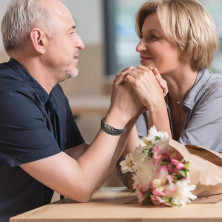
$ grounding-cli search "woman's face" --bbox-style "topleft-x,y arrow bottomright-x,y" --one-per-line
136,13 -> 183,75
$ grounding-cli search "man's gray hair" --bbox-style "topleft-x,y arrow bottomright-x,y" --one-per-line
1,0 -> 54,53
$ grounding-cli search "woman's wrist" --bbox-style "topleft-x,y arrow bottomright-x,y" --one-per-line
145,96 -> 166,111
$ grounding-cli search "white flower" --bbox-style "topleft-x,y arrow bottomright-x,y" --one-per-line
155,132 -> 169,151
171,180 -> 197,206
144,126 -> 159,144
142,126 -> 169,152
140,137 -> 153,147
120,153 -> 135,173
134,145 -> 150,160
132,154 -> 156,191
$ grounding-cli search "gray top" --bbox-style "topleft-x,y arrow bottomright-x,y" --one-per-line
136,69 -> 222,153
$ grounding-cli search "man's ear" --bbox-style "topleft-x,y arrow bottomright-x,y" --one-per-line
30,28 -> 47,54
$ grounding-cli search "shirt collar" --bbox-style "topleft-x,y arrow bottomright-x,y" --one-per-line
183,69 -> 212,109
8,58 -> 50,105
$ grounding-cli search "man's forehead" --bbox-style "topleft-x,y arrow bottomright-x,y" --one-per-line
36,0 -> 75,33
39,0 -> 71,18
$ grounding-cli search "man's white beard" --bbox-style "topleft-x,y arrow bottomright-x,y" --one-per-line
60,68 -> 79,83
71,68 -> 79,78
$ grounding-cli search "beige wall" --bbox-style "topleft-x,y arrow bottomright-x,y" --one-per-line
61,44 -> 105,96
0,50 -> 9,62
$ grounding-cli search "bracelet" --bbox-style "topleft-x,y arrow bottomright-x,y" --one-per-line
101,117 -> 127,136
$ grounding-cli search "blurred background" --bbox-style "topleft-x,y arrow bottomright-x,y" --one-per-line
0,0 -> 222,187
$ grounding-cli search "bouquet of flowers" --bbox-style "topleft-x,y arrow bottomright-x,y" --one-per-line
120,126 -> 198,206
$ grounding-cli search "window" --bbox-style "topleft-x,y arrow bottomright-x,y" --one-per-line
104,0 -> 222,75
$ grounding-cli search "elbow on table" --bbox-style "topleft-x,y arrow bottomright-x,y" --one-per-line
76,191 -> 93,203
68,185 -> 94,203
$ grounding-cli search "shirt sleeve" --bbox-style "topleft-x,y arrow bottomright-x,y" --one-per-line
136,111 -> 149,138
0,91 -> 61,167
179,85 -> 222,153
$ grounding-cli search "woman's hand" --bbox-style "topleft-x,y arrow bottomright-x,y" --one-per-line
123,65 -> 166,110
150,67 -> 168,97
113,66 -> 134,84
114,66 -> 168,97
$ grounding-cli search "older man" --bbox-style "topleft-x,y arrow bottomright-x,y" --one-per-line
0,0 -> 143,221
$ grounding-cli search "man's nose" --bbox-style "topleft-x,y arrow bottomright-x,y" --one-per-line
76,34 -> 85,50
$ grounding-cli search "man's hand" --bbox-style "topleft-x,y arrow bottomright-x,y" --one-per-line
107,67 -> 144,128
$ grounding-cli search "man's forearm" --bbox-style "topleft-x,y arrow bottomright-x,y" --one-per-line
64,143 -> 89,160
97,117 -> 138,186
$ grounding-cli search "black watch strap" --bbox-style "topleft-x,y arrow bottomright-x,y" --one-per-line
100,117 -> 127,136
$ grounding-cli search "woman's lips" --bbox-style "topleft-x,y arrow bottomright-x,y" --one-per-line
140,56 -> 153,64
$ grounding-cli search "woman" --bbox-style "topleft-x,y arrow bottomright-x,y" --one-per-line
117,0 -> 222,186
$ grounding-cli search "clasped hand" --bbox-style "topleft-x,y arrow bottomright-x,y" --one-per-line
113,65 -> 168,112
109,68 -> 144,124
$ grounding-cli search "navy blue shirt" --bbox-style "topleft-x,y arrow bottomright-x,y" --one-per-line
0,59 -> 84,221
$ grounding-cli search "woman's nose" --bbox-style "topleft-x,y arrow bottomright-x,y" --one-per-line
136,39 -> 146,52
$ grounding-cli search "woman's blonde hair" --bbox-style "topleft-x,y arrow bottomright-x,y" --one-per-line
136,0 -> 218,70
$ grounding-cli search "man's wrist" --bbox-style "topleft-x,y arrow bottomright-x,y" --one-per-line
101,117 -> 127,136
105,109 -> 129,129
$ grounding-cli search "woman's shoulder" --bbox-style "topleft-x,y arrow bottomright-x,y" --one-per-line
200,69 -> 222,91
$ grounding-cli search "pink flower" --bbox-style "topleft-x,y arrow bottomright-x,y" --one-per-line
164,178 -> 177,196
155,165 -> 169,179
153,145 -> 164,166
150,167 -> 177,197
136,184 -> 150,205
171,158 -> 185,170
153,188 -> 166,197
151,195 -> 172,207
166,164 -> 176,174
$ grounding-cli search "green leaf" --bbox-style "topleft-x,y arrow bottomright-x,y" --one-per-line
184,161 -> 190,170
155,136 -> 160,141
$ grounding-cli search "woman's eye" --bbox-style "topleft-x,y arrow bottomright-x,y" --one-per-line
150,34 -> 159,40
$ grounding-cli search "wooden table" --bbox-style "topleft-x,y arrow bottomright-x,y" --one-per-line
10,187 -> 222,222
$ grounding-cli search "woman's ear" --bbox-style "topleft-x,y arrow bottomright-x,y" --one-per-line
29,28 -> 47,54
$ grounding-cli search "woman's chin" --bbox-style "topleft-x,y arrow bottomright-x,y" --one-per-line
140,60 -> 155,68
